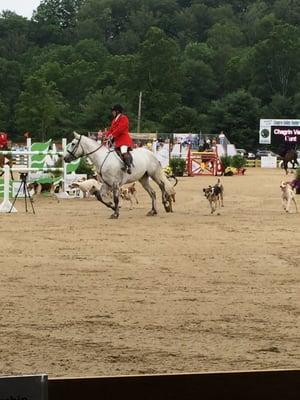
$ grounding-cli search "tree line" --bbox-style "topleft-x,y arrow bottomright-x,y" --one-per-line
0,0 -> 299,150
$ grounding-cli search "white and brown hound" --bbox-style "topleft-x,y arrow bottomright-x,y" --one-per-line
120,183 -> 139,210
280,181 -> 298,213
203,179 -> 224,214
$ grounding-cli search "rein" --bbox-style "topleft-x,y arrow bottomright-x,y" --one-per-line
67,135 -> 105,159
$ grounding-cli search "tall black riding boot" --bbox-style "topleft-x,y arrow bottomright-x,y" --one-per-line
123,152 -> 132,174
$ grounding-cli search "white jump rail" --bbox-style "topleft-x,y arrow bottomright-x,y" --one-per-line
0,151 -> 64,156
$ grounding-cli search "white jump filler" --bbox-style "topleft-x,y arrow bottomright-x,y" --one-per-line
0,165 -> 17,212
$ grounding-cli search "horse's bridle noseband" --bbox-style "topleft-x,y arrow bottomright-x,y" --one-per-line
67,135 -> 82,161
67,135 -> 105,160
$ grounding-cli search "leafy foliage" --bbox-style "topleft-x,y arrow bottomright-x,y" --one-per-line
76,158 -> 95,176
0,0 -> 299,152
169,157 -> 186,176
220,155 -> 233,169
221,154 -> 246,169
231,154 -> 247,169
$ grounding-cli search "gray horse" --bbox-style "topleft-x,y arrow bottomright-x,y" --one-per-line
64,132 -> 176,218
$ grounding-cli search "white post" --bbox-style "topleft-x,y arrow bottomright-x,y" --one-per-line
0,165 -> 17,213
137,91 -> 142,134
27,137 -> 31,179
55,138 -> 70,199
62,138 -> 67,193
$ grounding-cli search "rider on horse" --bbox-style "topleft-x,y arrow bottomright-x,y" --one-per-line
104,104 -> 133,174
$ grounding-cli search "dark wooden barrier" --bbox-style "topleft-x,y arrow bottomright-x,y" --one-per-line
49,369 -> 300,400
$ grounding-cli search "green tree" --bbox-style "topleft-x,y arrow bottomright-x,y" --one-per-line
15,76 -> 68,140
262,93 -> 293,118
134,27 -> 183,123
0,11 -> 31,59
274,0 -> 300,25
174,3 -> 213,45
224,48 -> 253,92
162,106 -> 199,132
181,42 -> 217,110
0,98 -> 9,129
250,22 -> 300,100
293,92 -> 300,116
32,0 -> 84,44
208,89 -> 261,150
78,86 -> 125,132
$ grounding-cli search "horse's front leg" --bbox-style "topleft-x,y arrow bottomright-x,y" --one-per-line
110,183 -> 120,219
94,184 -> 115,211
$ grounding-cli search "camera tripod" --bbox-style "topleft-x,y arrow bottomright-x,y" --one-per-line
9,172 -> 35,214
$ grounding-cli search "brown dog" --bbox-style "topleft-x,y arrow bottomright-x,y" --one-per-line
203,179 -> 224,214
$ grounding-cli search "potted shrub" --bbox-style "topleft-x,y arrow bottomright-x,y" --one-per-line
169,157 -> 186,176
220,155 -> 233,170
231,154 -> 247,174
231,154 -> 246,170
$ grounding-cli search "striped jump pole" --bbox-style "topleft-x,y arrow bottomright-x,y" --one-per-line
0,150 -> 64,156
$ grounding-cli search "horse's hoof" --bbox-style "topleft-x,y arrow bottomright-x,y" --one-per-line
146,210 -> 157,216
110,213 -> 119,219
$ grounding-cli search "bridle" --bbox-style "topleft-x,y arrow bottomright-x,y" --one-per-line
66,135 -> 115,187
66,135 -> 106,161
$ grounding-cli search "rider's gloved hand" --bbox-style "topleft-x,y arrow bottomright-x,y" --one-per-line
105,135 -> 114,145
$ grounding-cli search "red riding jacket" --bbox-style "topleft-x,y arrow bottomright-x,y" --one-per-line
106,114 -> 133,148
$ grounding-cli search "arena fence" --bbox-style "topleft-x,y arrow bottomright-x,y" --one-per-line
245,159 -> 261,168
47,369 -> 300,400
245,159 -> 283,168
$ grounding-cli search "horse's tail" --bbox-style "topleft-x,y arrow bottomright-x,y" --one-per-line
158,169 -> 176,197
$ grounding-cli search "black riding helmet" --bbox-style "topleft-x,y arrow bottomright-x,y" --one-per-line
111,104 -> 123,114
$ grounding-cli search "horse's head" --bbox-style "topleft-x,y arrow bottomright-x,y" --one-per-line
64,132 -> 83,162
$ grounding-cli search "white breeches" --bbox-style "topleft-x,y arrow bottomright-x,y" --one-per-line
120,145 -> 128,154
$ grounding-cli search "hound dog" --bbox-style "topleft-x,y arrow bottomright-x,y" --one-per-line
280,181 -> 298,213
203,179 -> 224,214
119,183 -> 139,210
28,181 -> 52,194
27,181 -> 60,202
69,178 -> 101,198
